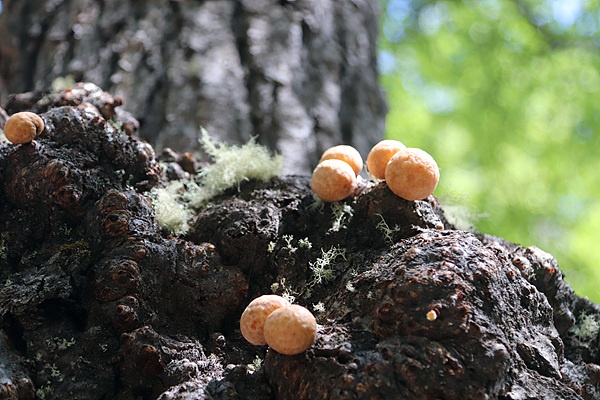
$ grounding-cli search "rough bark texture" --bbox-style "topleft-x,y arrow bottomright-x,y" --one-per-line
0,0 -> 387,175
1,86 -> 600,399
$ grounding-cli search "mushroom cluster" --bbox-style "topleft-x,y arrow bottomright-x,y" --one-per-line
311,140 -> 440,202
310,145 -> 362,203
374,142 -> 440,201
240,295 -> 317,355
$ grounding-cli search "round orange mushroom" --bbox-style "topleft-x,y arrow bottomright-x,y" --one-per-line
366,139 -> 406,180
311,159 -> 357,202
3,112 -> 44,144
240,295 -> 291,346
385,147 -> 439,201
319,145 -> 363,176
264,304 -> 317,355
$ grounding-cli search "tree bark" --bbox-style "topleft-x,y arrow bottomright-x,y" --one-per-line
0,0 -> 387,174
0,86 -> 599,399
2,1 -> 600,399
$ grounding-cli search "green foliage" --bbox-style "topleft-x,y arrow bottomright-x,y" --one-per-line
379,0 -> 600,302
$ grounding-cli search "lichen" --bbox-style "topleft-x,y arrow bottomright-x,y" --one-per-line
570,312 -> 600,341
330,202 -> 354,232
375,214 -> 402,244
247,356 -> 263,373
150,183 -> 190,235
187,129 -> 283,207
309,246 -> 346,287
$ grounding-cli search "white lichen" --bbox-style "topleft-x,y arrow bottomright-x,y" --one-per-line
375,214 -> 402,244
570,312 -> 600,341
330,202 -> 354,232
282,235 -> 298,253
188,129 -> 283,207
150,183 -> 190,235
298,237 -> 313,249
309,246 -> 346,287
313,302 -> 325,313
282,289 -> 296,304
247,356 -> 263,373
270,278 -> 297,304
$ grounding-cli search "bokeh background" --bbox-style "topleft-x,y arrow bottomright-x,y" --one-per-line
378,0 -> 600,302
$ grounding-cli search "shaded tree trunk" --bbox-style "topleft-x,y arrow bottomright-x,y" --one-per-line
0,0 -> 387,174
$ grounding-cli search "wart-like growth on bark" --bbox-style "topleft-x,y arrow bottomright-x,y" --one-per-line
0,85 -> 599,399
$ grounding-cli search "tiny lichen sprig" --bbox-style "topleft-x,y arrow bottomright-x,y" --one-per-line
247,356 -> 263,373
375,214 -> 402,244
308,246 -> 347,287
282,235 -> 298,253
330,202 -> 354,232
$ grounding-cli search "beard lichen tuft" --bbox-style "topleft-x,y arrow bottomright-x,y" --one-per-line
187,129 -> 283,207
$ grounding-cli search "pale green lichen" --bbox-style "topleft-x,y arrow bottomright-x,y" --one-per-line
330,202 -> 354,232
247,356 -> 263,373
0,236 -> 7,261
313,302 -> 325,313
375,214 -> 402,244
150,183 -> 190,235
188,129 -> 283,207
36,384 -> 53,400
438,197 -> 483,231
51,75 -> 76,92
309,246 -> 346,287
45,337 -> 76,352
570,312 -> 600,341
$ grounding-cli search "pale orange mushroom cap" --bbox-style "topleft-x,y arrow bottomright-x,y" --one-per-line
3,112 -> 45,144
385,147 -> 440,201
264,304 -> 317,355
240,295 -> 291,346
366,139 -> 406,180
319,145 -> 363,176
311,159 -> 357,202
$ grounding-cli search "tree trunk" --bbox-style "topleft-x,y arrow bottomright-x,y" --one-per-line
0,0 -> 387,175
1,1 -> 600,399
0,85 -> 599,399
